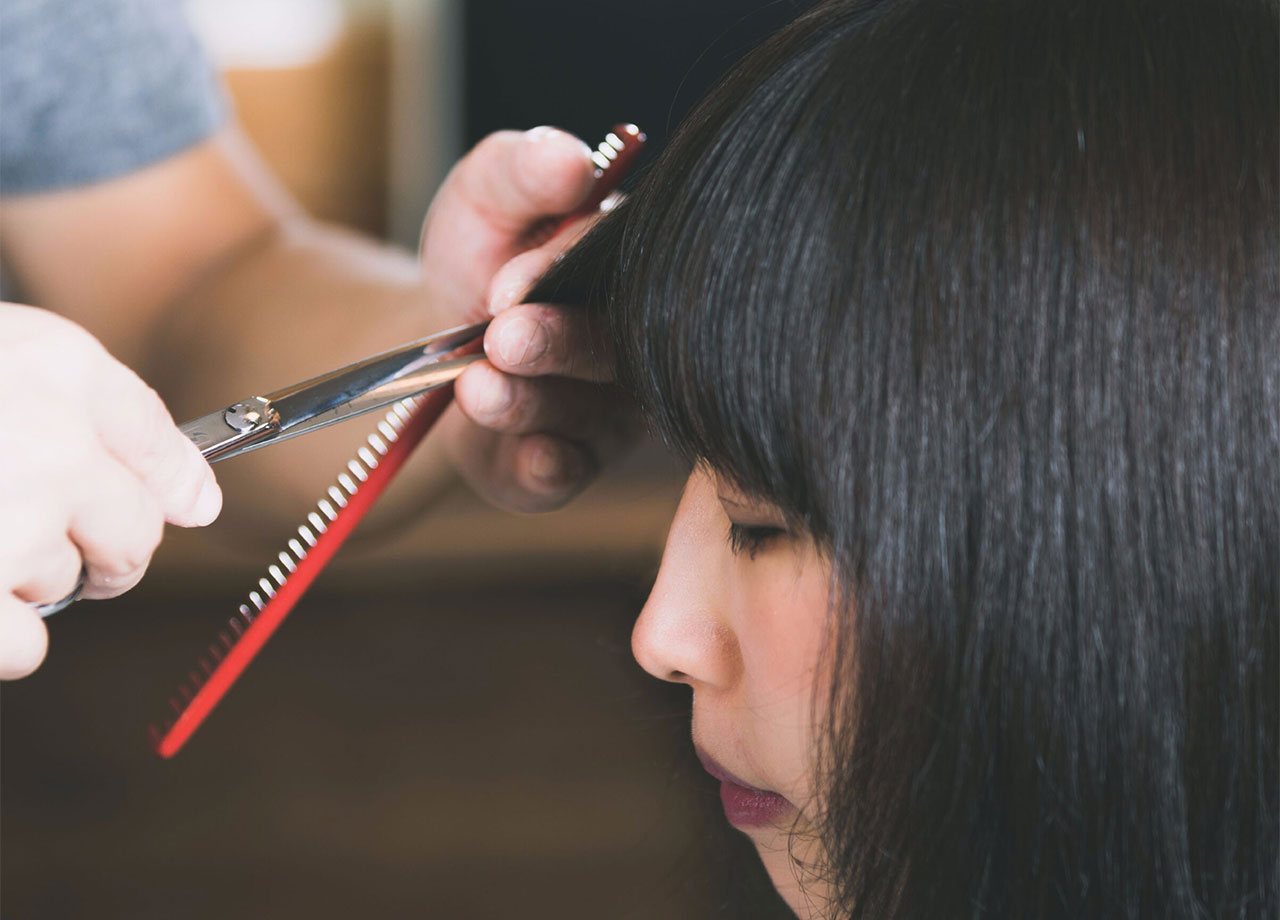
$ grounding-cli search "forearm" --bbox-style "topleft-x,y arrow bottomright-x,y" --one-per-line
145,218 -> 463,537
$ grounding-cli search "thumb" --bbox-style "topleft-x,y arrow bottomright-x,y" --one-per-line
90,359 -> 222,528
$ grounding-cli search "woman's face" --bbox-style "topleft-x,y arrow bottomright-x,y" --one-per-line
632,466 -> 835,916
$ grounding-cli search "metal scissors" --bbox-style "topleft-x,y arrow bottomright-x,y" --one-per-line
32,321 -> 485,619
180,320 -> 487,463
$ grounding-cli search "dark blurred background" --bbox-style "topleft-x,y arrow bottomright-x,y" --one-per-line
2,0 -> 817,917
463,0 -> 813,152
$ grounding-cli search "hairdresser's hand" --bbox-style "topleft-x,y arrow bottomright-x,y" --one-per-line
421,127 -> 635,512
0,304 -> 221,679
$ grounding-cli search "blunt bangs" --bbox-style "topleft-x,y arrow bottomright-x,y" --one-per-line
529,3 -> 882,539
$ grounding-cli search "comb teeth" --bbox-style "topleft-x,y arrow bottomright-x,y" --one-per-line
151,397 -> 418,747
590,133 -> 624,170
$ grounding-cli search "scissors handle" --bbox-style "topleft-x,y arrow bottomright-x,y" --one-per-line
181,321 -> 487,463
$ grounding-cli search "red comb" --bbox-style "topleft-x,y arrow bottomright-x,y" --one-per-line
151,385 -> 460,758
151,125 -> 645,758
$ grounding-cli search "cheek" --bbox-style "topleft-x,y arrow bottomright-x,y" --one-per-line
732,555 -> 833,802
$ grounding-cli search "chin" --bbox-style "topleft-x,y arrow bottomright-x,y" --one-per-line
751,825 -> 832,919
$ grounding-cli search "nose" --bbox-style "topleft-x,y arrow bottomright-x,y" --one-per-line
631,472 -> 740,691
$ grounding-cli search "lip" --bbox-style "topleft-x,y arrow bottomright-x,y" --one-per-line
695,747 -> 795,829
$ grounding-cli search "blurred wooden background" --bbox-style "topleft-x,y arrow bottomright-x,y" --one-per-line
2,576 -> 789,918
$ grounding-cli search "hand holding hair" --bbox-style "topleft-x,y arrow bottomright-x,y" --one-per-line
431,130 -> 640,512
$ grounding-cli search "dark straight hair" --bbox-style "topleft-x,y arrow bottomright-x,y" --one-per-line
531,0 -> 1279,916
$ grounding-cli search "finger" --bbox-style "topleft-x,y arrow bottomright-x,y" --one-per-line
0,595 -> 49,680
432,127 -> 597,241
484,215 -> 597,316
478,434 -> 599,514
420,128 -> 597,312
10,534 -> 82,607
511,434 -> 598,509
487,247 -> 558,317
484,303 -> 615,383
438,408 -> 598,514
88,361 -> 221,528
455,362 -> 635,452
69,456 -> 165,600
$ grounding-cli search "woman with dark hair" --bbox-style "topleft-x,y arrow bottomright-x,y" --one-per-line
506,0 -> 1279,915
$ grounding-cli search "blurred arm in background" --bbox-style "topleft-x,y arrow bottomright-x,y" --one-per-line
0,119 -> 624,533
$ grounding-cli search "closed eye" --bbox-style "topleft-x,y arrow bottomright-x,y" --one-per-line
727,523 -> 786,559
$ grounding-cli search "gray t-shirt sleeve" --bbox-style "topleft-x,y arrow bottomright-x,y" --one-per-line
0,0 -> 227,194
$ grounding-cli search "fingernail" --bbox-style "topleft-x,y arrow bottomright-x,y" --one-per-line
525,124 -> 592,158
191,476 -> 223,526
495,317 -> 549,368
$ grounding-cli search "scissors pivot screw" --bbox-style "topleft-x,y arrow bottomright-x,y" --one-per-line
224,401 -> 269,432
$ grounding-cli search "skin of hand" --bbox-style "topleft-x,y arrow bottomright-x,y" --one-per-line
0,125 -> 636,538
0,304 -> 221,679
431,131 -> 638,512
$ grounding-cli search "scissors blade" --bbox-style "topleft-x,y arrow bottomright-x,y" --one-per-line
181,321 -> 487,463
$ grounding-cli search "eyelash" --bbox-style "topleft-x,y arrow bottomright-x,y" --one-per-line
727,523 -> 785,559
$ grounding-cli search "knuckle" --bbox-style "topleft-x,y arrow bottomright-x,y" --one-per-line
111,544 -> 156,581
109,510 -> 163,577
